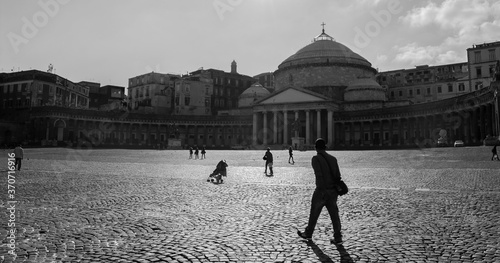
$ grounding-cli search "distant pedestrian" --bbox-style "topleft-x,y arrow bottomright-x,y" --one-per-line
263,147 -> 273,176
14,144 -> 24,171
492,145 -> 499,161
194,146 -> 199,159
201,146 -> 206,159
297,138 -> 343,245
189,147 -> 193,159
288,146 -> 295,164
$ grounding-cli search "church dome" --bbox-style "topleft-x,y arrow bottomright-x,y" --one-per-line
273,27 -> 377,99
278,31 -> 372,70
344,77 -> 386,102
238,82 -> 270,107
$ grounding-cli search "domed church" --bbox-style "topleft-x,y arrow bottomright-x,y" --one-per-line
250,26 -> 498,149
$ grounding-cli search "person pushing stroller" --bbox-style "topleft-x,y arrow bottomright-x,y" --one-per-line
207,160 -> 228,184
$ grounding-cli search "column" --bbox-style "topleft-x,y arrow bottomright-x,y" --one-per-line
480,106 -> 486,140
263,111 -> 268,145
253,112 -> 258,146
305,110 -> 310,145
360,121 -> 365,146
398,118 -> 403,146
212,125 -> 217,146
389,119 -> 394,146
283,110 -> 288,146
369,121 -> 374,146
273,110 -> 278,144
316,110 -> 321,140
327,110 -> 333,147
349,122 -> 354,146
294,111 -> 299,138
379,120 -> 384,146
204,125 -> 208,146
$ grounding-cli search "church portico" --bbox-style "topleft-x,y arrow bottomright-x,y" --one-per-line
252,101 -> 337,148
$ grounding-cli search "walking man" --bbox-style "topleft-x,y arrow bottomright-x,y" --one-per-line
288,146 -> 295,164
14,144 -> 24,171
263,147 -> 273,176
297,138 -> 343,245
492,145 -> 499,161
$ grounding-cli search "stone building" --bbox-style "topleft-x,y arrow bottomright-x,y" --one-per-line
127,72 -> 179,114
467,41 -> 500,90
1,29 -> 498,149
250,28 -> 499,149
173,73 -> 213,115
189,61 -> 255,115
377,63 -> 470,103
0,70 -> 89,110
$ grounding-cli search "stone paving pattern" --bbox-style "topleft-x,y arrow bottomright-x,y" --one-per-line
0,147 -> 499,262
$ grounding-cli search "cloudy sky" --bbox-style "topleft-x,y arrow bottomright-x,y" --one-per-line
1,0 -> 499,89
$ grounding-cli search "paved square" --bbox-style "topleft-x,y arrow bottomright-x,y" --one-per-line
1,147 -> 499,262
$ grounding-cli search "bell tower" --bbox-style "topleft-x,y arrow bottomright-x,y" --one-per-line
231,60 -> 237,74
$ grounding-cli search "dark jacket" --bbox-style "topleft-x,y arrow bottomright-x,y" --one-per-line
264,151 -> 273,163
311,150 -> 341,190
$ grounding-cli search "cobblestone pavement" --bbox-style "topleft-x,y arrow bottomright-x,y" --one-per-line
1,147 -> 499,262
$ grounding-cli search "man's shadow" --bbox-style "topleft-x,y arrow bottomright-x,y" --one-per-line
305,240 -> 354,263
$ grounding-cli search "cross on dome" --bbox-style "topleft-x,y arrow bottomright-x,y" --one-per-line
314,22 -> 335,42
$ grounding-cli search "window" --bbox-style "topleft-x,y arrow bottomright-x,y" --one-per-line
427,88 -> 431,95
448,84 -> 453,92
21,83 -> 27,91
416,89 -> 420,95
475,51 -> 481,63
175,96 -> 179,105
458,83 -> 465,91
184,96 -> 190,106
390,91 -> 394,98
437,86 -> 442,93
409,90 -> 413,96
15,84 -> 20,92
398,90 -> 402,97
476,67 -> 482,78
489,49 -> 496,61
9,85 -> 14,93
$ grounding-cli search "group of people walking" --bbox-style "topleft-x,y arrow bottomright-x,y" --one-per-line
189,146 -> 206,160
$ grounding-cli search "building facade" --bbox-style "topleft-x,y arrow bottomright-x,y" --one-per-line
250,29 -> 499,149
127,72 -> 179,114
174,73 -> 214,115
467,41 -> 500,91
190,61 -> 255,115
0,70 -> 89,110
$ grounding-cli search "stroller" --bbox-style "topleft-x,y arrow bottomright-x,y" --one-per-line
207,160 -> 228,184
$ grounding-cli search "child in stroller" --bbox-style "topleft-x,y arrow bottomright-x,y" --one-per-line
207,160 -> 228,184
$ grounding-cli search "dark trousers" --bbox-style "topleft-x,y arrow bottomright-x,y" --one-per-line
305,189 -> 342,238
15,158 -> 22,170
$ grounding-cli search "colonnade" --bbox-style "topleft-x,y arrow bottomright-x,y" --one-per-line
29,117 -> 252,148
252,101 -> 498,148
252,108 -> 334,147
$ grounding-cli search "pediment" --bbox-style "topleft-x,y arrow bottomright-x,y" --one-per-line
258,88 -> 327,105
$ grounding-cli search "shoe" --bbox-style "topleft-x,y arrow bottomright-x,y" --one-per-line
297,230 -> 312,240
330,237 -> 343,245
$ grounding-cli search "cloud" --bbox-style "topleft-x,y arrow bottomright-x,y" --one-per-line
393,0 -> 500,67
393,43 -> 436,65
402,0 -> 497,30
